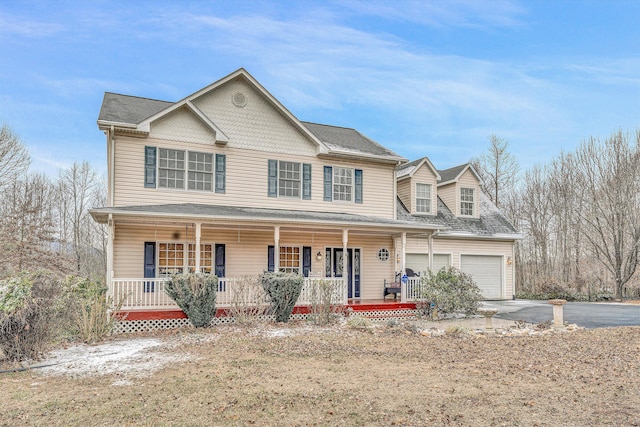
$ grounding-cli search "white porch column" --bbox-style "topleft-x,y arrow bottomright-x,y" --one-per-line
274,226 -> 280,271
401,231 -> 406,274
342,229 -> 349,303
195,222 -> 202,273
107,214 -> 114,297
428,232 -> 434,272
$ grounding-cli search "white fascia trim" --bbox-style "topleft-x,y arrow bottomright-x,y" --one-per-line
435,232 -> 523,240
97,120 -> 138,130
185,101 -> 229,143
323,149 -> 407,164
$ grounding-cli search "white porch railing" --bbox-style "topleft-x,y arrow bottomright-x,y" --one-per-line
111,277 -> 347,311
402,277 -> 425,302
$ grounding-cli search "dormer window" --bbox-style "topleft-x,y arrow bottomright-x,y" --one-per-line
461,187 -> 474,216
415,183 -> 431,213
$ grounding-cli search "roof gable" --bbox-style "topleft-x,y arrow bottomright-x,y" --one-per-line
97,68 -> 405,162
397,157 -> 440,180
437,163 -> 482,186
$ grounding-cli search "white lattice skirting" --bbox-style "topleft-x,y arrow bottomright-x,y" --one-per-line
113,309 -> 419,334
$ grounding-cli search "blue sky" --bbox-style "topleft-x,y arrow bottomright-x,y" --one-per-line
1,0 -> 638,177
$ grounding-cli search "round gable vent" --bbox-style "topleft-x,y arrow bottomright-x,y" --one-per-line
232,92 -> 247,107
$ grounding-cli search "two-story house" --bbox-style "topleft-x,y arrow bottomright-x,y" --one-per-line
90,68 -> 519,329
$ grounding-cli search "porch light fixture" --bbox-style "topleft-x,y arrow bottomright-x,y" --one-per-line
396,253 -> 401,263
316,251 -> 323,261
506,256 -> 513,265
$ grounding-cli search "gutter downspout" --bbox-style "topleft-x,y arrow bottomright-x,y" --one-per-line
393,161 -> 401,220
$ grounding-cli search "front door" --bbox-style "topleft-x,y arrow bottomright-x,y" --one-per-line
327,248 -> 361,298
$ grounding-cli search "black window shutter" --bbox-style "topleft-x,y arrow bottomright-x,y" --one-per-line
144,146 -> 156,188
355,169 -> 363,204
215,244 -> 225,277
144,242 -> 156,292
323,166 -> 332,201
267,245 -> 275,272
215,154 -> 226,193
302,246 -> 311,277
268,160 -> 278,197
302,163 -> 312,200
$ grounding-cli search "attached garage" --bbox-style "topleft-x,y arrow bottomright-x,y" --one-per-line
460,255 -> 503,299
406,253 -> 451,275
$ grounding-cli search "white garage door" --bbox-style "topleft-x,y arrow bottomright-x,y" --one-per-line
406,254 -> 451,275
460,255 -> 502,299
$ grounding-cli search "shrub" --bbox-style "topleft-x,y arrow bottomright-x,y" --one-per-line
165,274 -> 218,328
260,272 -> 304,323
0,271 -> 61,362
63,277 -> 123,344
309,278 -> 343,325
227,275 -> 269,326
420,267 -> 482,317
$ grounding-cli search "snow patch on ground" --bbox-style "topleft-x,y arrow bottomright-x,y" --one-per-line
41,337 -> 190,380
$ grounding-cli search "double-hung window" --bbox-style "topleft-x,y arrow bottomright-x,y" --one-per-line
145,146 -> 225,193
333,167 -> 352,201
158,149 -> 185,189
279,246 -> 300,274
158,243 -> 185,276
323,166 -> 363,203
415,183 -> 431,213
268,160 -> 311,199
278,161 -> 301,197
188,152 -> 213,191
460,187 -> 475,216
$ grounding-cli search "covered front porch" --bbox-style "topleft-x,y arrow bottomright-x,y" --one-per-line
110,276 -> 425,312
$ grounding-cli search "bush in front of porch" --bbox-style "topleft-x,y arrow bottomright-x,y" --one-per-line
165,274 -> 217,328
419,267 -> 482,318
260,272 -> 303,323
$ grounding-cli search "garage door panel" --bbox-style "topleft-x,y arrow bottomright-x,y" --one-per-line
460,255 -> 502,299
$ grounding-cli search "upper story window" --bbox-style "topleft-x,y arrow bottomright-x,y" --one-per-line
323,166 -> 363,204
333,167 -> 353,201
159,149 -> 185,189
187,152 -> 213,191
279,161 -> 301,197
460,187 -> 474,216
415,183 -> 431,213
268,160 -> 311,199
145,146 -> 225,193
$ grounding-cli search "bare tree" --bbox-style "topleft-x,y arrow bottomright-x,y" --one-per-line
573,130 -> 640,299
0,173 -> 72,277
0,124 -> 30,188
472,134 -> 519,209
57,161 -> 97,274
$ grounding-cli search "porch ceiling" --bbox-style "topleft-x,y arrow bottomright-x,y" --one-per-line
90,203 -> 446,234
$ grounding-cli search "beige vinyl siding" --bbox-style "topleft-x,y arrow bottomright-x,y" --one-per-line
404,236 -> 514,299
192,79 -> 318,157
438,182 -> 456,215
457,169 -> 480,218
113,135 -> 396,218
397,179 -> 411,212
113,225 -> 395,300
149,106 -> 216,145
411,163 -> 438,215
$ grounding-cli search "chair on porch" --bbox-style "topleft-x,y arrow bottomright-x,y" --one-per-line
383,272 -> 402,300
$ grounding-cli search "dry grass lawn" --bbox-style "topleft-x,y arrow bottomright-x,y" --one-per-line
1,322 -> 639,426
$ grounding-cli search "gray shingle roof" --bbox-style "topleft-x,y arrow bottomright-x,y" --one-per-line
437,164 -> 468,184
98,93 -> 172,124
301,122 -> 403,160
97,93 -> 403,161
90,203 -> 445,231
396,193 -> 520,238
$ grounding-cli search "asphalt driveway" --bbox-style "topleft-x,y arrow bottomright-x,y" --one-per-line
484,300 -> 640,329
